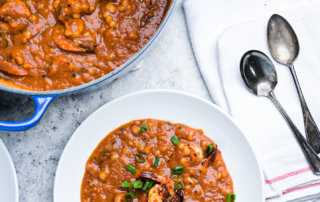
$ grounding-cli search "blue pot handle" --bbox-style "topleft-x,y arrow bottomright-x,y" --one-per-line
0,95 -> 57,132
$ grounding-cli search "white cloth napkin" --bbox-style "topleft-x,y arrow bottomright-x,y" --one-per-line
184,0 -> 320,201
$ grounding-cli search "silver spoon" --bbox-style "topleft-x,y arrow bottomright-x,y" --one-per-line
267,14 -> 320,154
240,50 -> 320,175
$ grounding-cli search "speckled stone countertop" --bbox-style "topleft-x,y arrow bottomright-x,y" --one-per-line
0,0 -> 211,201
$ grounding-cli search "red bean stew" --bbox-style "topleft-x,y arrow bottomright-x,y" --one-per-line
81,119 -> 234,201
0,0 -> 171,90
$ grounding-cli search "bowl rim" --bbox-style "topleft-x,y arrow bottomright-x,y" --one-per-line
0,0 -> 176,96
0,139 -> 19,202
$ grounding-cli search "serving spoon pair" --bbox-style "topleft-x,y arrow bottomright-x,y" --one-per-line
240,14 -> 320,174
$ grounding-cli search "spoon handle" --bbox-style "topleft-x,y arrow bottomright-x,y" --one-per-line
289,64 -> 320,154
269,91 -> 320,175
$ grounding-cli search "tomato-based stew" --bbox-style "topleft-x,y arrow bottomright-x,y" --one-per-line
81,119 -> 234,202
0,0 -> 171,90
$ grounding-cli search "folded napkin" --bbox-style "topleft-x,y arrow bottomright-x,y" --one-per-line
184,0 -> 320,201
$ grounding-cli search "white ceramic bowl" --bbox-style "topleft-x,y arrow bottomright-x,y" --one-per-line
54,90 -> 264,202
0,139 -> 18,202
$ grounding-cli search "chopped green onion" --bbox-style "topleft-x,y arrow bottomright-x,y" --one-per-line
172,170 -> 185,174
121,182 -> 132,188
205,144 -> 214,155
133,180 -> 143,189
172,165 -> 185,174
226,193 -> 236,202
166,122 -> 172,125
171,136 -> 180,145
142,181 -> 150,191
135,153 -> 146,163
174,181 -> 184,189
139,124 -> 148,132
4,39 -> 9,47
174,165 -> 184,170
148,180 -> 155,188
125,192 -> 136,202
154,156 -> 159,167
126,165 -> 136,173
142,179 -> 155,191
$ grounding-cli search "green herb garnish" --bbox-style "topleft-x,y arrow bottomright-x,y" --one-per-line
133,180 -> 143,189
125,191 -> 136,202
139,124 -> 148,132
4,39 -> 9,47
135,153 -> 146,163
174,181 -> 184,189
205,144 -> 214,155
226,193 -> 236,202
154,156 -> 159,167
171,136 -> 180,145
126,165 -> 136,173
121,182 -> 132,188
172,165 -> 185,174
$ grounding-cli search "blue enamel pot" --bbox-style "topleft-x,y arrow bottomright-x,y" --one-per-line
0,0 -> 176,132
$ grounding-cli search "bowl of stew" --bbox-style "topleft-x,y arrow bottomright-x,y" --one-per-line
81,119 -> 235,201
54,90 -> 264,202
0,0 -> 175,131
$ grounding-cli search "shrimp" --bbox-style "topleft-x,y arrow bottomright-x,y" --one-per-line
0,0 -> 31,33
177,141 -> 204,165
148,184 -> 167,202
52,24 -> 96,53
0,60 -> 28,76
140,172 -> 183,202
64,19 -> 84,38
114,193 -> 126,202
55,0 -> 99,23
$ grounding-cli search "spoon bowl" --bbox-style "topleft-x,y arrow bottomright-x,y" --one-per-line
240,50 -> 277,97
267,14 -> 299,65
